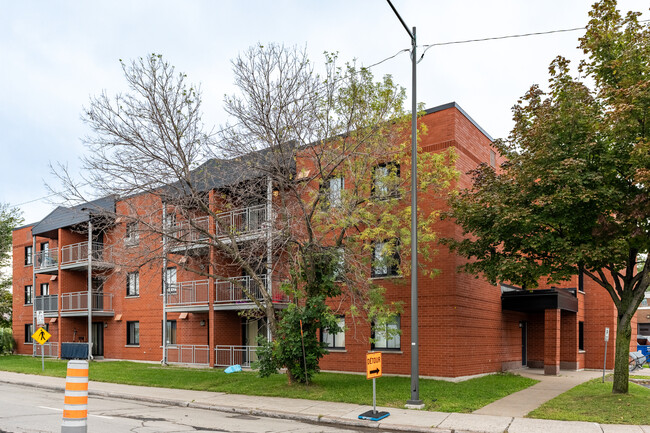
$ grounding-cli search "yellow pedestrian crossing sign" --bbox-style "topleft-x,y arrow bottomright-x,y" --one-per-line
32,327 -> 51,345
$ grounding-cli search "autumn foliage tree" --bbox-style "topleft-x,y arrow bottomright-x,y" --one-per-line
446,0 -> 650,394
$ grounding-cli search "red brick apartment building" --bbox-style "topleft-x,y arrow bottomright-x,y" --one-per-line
12,102 -> 627,377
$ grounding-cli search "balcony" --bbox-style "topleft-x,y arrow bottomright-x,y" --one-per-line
215,345 -> 258,368
60,291 -> 114,317
34,249 -> 58,274
166,344 -> 209,365
214,275 -> 289,310
34,295 -> 58,316
33,342 -> 58,358
215,204 -> 267,242
61,241 -> 113,270
166,280 -> 210,311
169,216 -> 210,252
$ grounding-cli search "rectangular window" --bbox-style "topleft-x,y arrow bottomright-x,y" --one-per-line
126,272 -> 139,297
333,248 -> 345,281
327,177 -> 344,208
165,267 -> 177,293
579,321 -> 584,351
371,240 -> 400,277
490,149 -> 496,168
322,316 -> 345,349
163,320 -> 177,345
25,246 -> 33,266
40,283 -> 49,296
125,222 -> 139,245
126,321 -> 139,346
372,316 -> 401,350
372,163 -> 400,199
24,285 -> 33,305
25,324 -> 34,343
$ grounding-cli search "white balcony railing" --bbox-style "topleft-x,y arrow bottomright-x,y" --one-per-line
169,216 -> 210,247
166,280 -> 210,307
61,241 -> 112,266
215,204 -> 267,239
34,249 -> 58,271
215,345 -> 258,368
166,344 -> 209,365
34,295 -> 58,313
33,342 -> 58,358
215,275 -> 268,304
61,291 -> 113,313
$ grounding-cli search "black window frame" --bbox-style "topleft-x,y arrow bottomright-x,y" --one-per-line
165,267 -> 177,294
25,323 -> 33,343
321,316 -> 345,349
579,321 -> 585,351
126,271 -> 139,297
40,283 -> 49,296
163,320 -> 177,345
371,239 -> 400,278
24,246 -> 33,266
126,321 -> 140,346
24,285 -> 33,305
371,315 -> 401,350
372,162 -> 401,199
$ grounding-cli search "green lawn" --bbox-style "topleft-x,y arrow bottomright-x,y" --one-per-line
0,355 -> 536,413
529,377 -> 650,424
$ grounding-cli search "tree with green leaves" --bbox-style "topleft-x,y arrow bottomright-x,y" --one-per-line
0,203 -> 23,328
446,0 -> 649,394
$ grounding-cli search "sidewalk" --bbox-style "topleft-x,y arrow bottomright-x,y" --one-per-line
1,369 -> 649,433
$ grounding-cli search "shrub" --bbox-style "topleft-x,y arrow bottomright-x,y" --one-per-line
0,328 -> 15,354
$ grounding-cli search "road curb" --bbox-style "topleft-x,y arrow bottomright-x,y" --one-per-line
0,377 -> 450,433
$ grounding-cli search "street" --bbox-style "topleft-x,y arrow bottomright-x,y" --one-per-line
0,383 -> 394,433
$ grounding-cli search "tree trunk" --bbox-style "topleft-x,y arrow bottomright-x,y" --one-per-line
612,313 -> 632,394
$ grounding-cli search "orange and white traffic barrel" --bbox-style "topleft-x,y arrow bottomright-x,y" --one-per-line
61,359 -> 88,433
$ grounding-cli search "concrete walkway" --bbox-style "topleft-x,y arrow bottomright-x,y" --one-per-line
1,369 -> 650,433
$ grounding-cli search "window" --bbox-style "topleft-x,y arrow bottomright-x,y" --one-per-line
333,248 -> 345,281
165,267 -> 177,293
371,240 -> 400,277
126,321 -> 139,345
125,222 -> 139,245
372,163 -> 400,199
24,285 -> 33,305
578,321 -> 584,351
322,316 -> 345,349
126,272 -> 139,297
25,246 -> 33,266
40,283 -> 49,296
372,316 -> 401,350
326,177 -> 344,208
25,324 -> 33,343
164,320 -> 177,345
490,149 -> 496,168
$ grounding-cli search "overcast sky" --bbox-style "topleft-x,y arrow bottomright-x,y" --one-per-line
1,0 -> 648,225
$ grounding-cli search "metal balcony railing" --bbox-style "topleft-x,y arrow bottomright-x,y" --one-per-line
34,249 -> 58,271
61,241 -> 112,266
34,295 -> 58,313
215,345 -> 258,368
169,216 -> 210,247
215,275 -> 269,304
166,280 -> 210,307
215,204 -> 267,239
61,291 -> 113,313
33,342 -> 58,358
166,344 -> 209,365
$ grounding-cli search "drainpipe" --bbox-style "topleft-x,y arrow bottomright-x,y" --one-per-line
87,219 -> 93,361
32,235 -> 36,357
266,176 -> 273,342
162,202 -> 168,364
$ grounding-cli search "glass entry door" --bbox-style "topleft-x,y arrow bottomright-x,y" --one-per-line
92,322 -> 104,357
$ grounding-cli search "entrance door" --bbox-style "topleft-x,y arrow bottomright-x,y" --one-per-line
521,321 -> 528,366
92,322 -> 104,357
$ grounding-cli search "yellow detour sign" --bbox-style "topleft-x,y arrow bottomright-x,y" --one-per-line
32,327 -> 51,345
366,352 -> 382,379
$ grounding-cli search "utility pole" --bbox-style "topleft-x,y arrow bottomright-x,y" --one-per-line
386,0 -> 424,408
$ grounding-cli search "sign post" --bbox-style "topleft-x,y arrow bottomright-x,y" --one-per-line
32,326 -> 51,372
359,352 -> 390,421
603,327 -> 609,383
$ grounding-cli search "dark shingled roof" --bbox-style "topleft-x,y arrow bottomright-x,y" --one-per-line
32,196 -> 116,236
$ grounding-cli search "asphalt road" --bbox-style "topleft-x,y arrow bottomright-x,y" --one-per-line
0,383 -> 393,433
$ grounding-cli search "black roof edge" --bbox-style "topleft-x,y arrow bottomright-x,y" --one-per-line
424,102 -> 494,142
12,222 -> 36,232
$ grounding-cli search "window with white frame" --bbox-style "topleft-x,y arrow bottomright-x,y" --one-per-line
322,316 -> 345,349
372,315 -> 401,350
165,267 -> 177,294
126,272 -> 139,297
371,240 -> 400,277
125,222 -> 139,245
327,177 -> 344,208
333,247 -> 345,281
126,321 -> 139,345
372,162 -> 400,199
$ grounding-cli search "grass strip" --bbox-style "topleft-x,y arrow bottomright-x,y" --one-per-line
0,355 -> 536,413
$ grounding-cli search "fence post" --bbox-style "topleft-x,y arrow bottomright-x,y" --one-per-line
61,359 -> 88,432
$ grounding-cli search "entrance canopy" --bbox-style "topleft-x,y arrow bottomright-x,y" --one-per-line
501,286 -> 578,313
